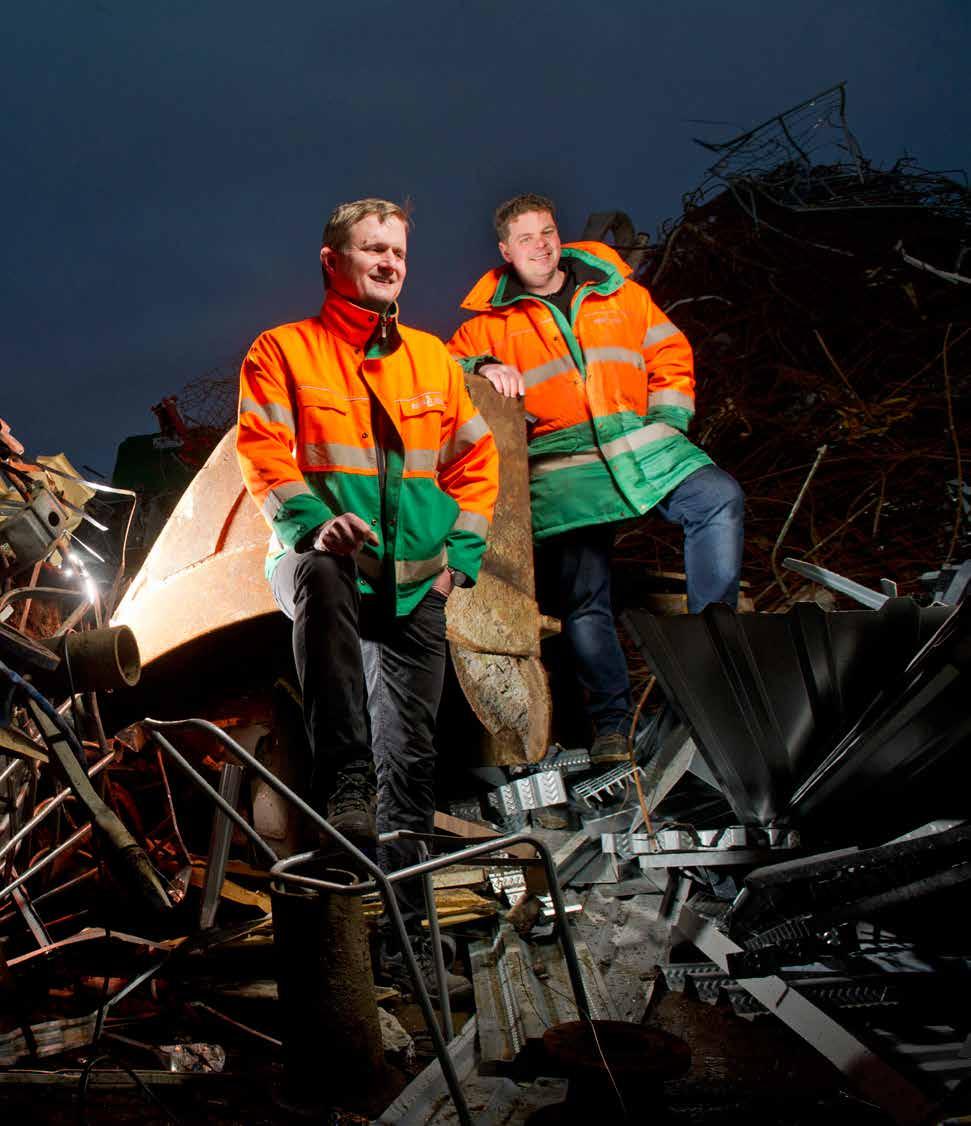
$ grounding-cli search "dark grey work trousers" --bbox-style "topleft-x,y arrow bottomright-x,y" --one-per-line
271,549 -> 448,934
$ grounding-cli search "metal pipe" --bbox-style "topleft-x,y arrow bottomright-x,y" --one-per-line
144,718 -> 472,1126
0,751 -> 113,866
0,759 -> 22,787
37,626 -> 141,692
199,763 -> 244,929
418,841 -> 454,1041
382,833 -> 592,1021
0,823 -> 92,901
0,661 -> 169,913
150,734 -> 278,867
274,829 -> 591,1019
271,863 -> 391,1113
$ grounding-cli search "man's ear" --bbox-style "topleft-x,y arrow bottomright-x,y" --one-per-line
320,245 -> 336,278
498,241 -> 512,264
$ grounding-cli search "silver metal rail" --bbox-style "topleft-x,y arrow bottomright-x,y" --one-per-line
145,716 -> 591,1126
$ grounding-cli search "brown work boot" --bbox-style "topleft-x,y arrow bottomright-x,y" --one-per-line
589,731 -> 631,767
324,764 -> 376,851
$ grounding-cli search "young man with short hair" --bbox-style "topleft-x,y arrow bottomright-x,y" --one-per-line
237,198 -> 498,997
449,193 -> 743,763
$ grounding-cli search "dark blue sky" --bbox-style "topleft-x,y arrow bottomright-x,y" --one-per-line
4,1 -> 969,477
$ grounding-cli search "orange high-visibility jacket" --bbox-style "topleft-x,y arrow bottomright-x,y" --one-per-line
448,242 -> 711,539
237,291 -> 499,615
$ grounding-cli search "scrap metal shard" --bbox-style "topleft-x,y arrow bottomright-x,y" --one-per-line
446,382 -> 551,763
113,383 -> 551,761
112,429 -> 276,665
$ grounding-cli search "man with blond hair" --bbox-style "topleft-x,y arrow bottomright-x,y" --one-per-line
237,198 -> 498,998
449,193 -> 743,763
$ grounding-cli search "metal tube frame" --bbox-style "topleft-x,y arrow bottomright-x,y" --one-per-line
0,822 -> 92,901
199,762 -> 244,930
417,839 -> 453,1041
0,751 -> 113,867
145,716 -> 592,1126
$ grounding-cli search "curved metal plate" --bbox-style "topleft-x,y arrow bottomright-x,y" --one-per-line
112,429 -> 276,665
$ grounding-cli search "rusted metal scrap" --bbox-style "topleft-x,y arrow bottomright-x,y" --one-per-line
614,84 -> 969,627
447,381 -> 551,764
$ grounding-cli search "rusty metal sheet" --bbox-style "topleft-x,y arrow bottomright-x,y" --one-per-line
446,382 -> 551,762
112,429 -> 276,665
450,647 -> 550,765
446,384 -> 541,660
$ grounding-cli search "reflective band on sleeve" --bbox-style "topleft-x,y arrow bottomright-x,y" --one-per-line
402,448 -> 438,474
522,355 -> 577,389
301,442 -> 378,471
600,422 -> 679,460
583,346 -> 645,370
642,322 -> 682,348
439,413 -> 490,466
261,480 -> 314,520
648,389 -> 694,412
451,509 -> 489,538
529,451 -> 603,478
240,397 -> 296,432
396,549 -> 448,584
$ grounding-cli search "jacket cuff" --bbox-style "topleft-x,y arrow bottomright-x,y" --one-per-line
272,493 -> 333,551
455,354 -> 499,377
445,531 -> 488,585
646,404 -> 693,434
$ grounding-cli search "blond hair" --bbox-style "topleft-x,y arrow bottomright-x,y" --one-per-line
322,198 -> 411,251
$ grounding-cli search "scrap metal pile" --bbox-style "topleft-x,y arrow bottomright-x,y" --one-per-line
2,85 -> 970,1124
616,82 -> 969,613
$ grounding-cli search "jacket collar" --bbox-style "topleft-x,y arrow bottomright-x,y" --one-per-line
459,241 -> 632,313
319,290 -> 401,350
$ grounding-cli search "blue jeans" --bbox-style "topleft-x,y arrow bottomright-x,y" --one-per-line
535,465 -> 744,736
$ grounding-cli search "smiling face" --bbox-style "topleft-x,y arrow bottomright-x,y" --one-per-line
499,210 -> 563,295
320,213 -> 407,311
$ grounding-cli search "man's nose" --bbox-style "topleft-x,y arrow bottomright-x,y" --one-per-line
377,249 -> 398,269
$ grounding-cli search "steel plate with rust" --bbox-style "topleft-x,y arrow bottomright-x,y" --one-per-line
112,429 -> 277,666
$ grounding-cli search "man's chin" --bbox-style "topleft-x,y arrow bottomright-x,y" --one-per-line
358,288 -> 400,313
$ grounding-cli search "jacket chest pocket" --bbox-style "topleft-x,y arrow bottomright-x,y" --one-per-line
295,384 -> 359,446
397,391 -> 445,449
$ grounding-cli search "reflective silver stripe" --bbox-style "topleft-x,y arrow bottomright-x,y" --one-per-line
522,355 -> 576,389
396,549 -> 447,584
601,422 -> 679,460
302,442 -> 377,471
403,448 -> 438,473
451,509 -> 489,538
648,389 -> 694,412
439,413 -> 490,466
584,346 -> 645,370
530,451 -> 602,478
356,552 -> 382,579
642,322 -> 682,348
240,397 -> 295,432
261,481 -> 313,520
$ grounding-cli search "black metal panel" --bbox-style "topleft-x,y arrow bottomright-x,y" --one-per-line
788,598 -> 971,832
621,599 -> 954,826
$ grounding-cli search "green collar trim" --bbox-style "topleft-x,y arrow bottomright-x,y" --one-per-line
490,245 -> 625,309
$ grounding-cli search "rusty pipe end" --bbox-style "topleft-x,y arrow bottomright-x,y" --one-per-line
41,625 -> 142,691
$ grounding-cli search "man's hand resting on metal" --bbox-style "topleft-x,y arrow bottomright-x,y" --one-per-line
313,513 -> 379,556
478,363 -> 524,398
